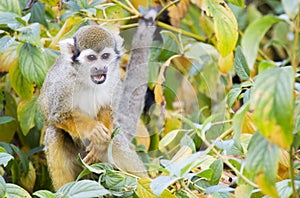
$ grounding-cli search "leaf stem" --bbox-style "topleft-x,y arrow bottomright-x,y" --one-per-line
291,8 -> 300,72
157,21 -> 206,42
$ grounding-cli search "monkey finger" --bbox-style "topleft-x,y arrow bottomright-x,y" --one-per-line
93,127 -> 110,142
83,150 -> 97,165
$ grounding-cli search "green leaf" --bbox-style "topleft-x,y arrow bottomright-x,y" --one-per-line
0,12 -> 20,27
227,87 -> 242,108
0,116 -> 15,124
257,60 -> 276,74
209,159 -> 223,185
18,43 -> 47,88
17,23 -> 42,47
0,177 -> 5,198
29,2 -> 48,27
185,42 -> 219,77
159,130 -> 185,152
206,185 -> 234,194
0,0 -> 21,15
6,183 -> 32,198
89,0 -> 106,7
10,144 -> 29,174
0,37 -> 15,53
234,46 -> 250,80
33,190 -> 56,198
0,92 -> 18,142
276,180 -> 300,198
245,132 -> 279,197
233,102 -> 250,140
196,168 -> 213,180
227,0 -> 244,7
57,180 -> 110,197
104,169 -> 125,187
204,0 -> 238,56
158,31 -> 180,61
17,97 -> 39,135
77,155 -> 106,174
250,67 -> 294,149
150,176 -> 180,196
180,134 -> 196,152
44,48 -> 58,69
234,184 -> 253,198
282,0 -> 300,19
0,152 -> 14,167
9,63 -> 34,99
241,15 -> 283,69
76,0 -> 88,8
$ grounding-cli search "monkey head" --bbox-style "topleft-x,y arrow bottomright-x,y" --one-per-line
59,25 -> 123,85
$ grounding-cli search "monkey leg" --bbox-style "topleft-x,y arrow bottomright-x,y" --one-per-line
44,125 -> 83,190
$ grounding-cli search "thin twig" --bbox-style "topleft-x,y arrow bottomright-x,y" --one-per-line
157,21 -> 206,42
111,0 -> 141,16
87,14 -> 140,22
120,23 -> 138,30
290,146 -> 299,198
211,120 -> 233,126
156,0 -> 180,20
124,0 -> 140,15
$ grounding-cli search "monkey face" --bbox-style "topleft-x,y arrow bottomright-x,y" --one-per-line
76,47 -> 119,85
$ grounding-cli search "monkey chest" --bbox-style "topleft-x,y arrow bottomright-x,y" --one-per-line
72,86 -> 112,119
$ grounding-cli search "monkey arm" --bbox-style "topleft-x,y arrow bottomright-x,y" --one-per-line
50,111 -> 101,139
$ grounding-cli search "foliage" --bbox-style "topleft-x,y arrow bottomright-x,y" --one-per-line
0,0 -> 300,197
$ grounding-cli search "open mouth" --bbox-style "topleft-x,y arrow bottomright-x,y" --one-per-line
91,73 -> 107,84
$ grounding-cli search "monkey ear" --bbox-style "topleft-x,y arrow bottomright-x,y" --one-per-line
114,34 -> 124,54
59,38 -> 75,62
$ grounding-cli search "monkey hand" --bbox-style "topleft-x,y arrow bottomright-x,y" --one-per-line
83,123 -> 111,165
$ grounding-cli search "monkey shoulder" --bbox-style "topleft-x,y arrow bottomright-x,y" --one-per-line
39,57 -> 79,121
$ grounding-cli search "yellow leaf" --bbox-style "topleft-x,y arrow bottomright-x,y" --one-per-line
242,112 -> 257,134
48,16 -> 84,50
163,114 -> 182,136
40,0 -> 59,6
256,173 -> 279,198
168,0 -> 190,27
137,178 -> 177,198
136,120 -> 150,151
218,52 -> 234,73
20,162 -> 36,192
131,0 -> 148,10
154,84 -> 165,105
0,42 -> 18,72
204,0 -> 238,56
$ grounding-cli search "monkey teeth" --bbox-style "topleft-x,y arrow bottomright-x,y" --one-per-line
91,74 -> 106,84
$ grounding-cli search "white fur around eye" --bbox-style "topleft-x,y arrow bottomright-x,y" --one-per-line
100,47 -> 116,61
77,49 -> 97,63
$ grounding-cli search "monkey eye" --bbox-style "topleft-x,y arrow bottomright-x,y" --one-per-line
101,53 -> 110,60
87,55 -> 97,61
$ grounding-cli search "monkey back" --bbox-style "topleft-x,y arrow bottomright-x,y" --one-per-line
73,25 -> 115,53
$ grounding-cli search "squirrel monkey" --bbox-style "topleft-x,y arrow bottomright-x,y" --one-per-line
39,25 -> 123,190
